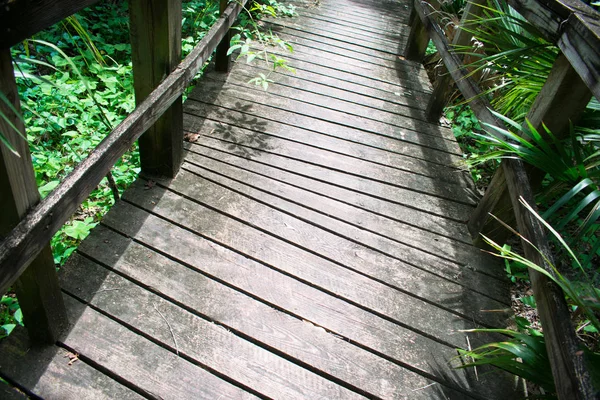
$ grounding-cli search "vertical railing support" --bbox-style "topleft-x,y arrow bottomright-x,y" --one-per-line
129,0 -> 183,178
0,48 -> 68,344
215,0 -> 232,72
468,52 -> 593,245
425,0 -> 487,122
404,0 -> 429,62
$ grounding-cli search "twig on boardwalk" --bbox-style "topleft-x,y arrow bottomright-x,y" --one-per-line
153,303 -> 179,356
411,382 -> 437,392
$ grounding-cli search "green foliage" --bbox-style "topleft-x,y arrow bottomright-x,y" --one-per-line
0,295 -> 22,339
457,201 -> 600,396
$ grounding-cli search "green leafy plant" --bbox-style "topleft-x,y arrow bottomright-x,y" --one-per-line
456,200 -> 600,397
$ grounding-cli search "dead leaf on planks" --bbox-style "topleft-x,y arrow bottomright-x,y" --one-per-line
144,180 -> 156,190
64,351 -> 79,366
184,132 -> 201,143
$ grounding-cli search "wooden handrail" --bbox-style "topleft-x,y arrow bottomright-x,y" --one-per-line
406,0 -> 600,398
0,0 -> 247,297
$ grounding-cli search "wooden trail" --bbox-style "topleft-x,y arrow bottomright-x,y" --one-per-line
0,0 -> 519,398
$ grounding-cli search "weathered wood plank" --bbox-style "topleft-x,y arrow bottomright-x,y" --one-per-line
183,133 -> 473,221
61,254 -> 364,399
0,0 -> 247,295
0,0 -> 101,48
95,205 -> 514,399
183,98 -> 463,178
0,328 -> 145,400
60,294 -> 257,399
123,178 -> 502,343
0,48 -> 67,343
405,10 -> 429,62
215,0 -> 232,72
264,18 -> 405,57
183,142 -> 473,243
209,66 -> 459,144
129,0 -> 183,178
191,77 -> 463,156
180,158 -> 509,305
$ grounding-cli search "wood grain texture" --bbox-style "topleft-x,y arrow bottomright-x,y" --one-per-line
130,0 -> 184,178
60,254 -> 363,399
0,0 -> 100,48
0,0 -> 247,295
0,49 -> 67,344
0,328 -> 145,400
95,203 -> 515,399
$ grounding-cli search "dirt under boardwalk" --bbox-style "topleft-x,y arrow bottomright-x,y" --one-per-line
0,0 -> 519,398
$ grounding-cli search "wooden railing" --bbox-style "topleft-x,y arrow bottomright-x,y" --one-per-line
406,0 -> 600,398
0,0 -> 246,344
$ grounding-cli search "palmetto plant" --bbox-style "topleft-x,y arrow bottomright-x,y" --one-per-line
456,200 -> 600,397
468,111 -> 600,268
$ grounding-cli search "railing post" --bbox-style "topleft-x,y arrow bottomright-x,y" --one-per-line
404,0 -> 429,62
0,48 -> 68,344
129,0 -> 183,178
425,0 -> 487,122
215,0 -> 232,72
468,52 -> 593,245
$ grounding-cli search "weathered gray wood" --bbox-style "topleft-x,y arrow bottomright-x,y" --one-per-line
61,254 -> 363,399
96,204 -> 514,399
191,77 -> 463,156
0,0 -> 101,48
215,0 -> 232,72
129,0 -> 183,178
254,40 -> 432,96
426,0 -> 488,122
180,157 -> 509,305
0,327 -> 144,400
507,0 -> 600,101
183,140 -> 473,243
469,52 -> 593,246
184,97 -> 463,179
209,66 -> 460,145
186,86 -> 470,193
264,18 -> 406,57
123,178 -> 500,344
0,0 -> 247,295
0,48 -> 68,344
405,11 -> 429,62
60,294 -> 255,399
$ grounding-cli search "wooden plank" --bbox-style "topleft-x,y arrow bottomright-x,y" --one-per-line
95,205 -> 515,399
264,14 -> 404,49
405,10 -> 429,62
186,85 -> 469,190
253,40 -> 432,96
122,178 -> 503,343
211,65 -> 459,144
0,328 -> 145,400
129,0 -> 183,178
0,0 -> 247,295
296,1 -> 410,26
183,142 -> 473,244
183,98 -> 462,177
0,48 -> 67,344
0,0 -> 101,48
182,131 -> 473,222
232,57 -> 431,120
60,254 -> 364,399
425,0 -> 488,121
190,77 -> 463,157
59,294 -> 256,399
179,157 -> 509,304
264,18 -> 405,57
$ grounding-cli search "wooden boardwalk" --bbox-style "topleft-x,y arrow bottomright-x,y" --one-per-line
1,0 -> 519,398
